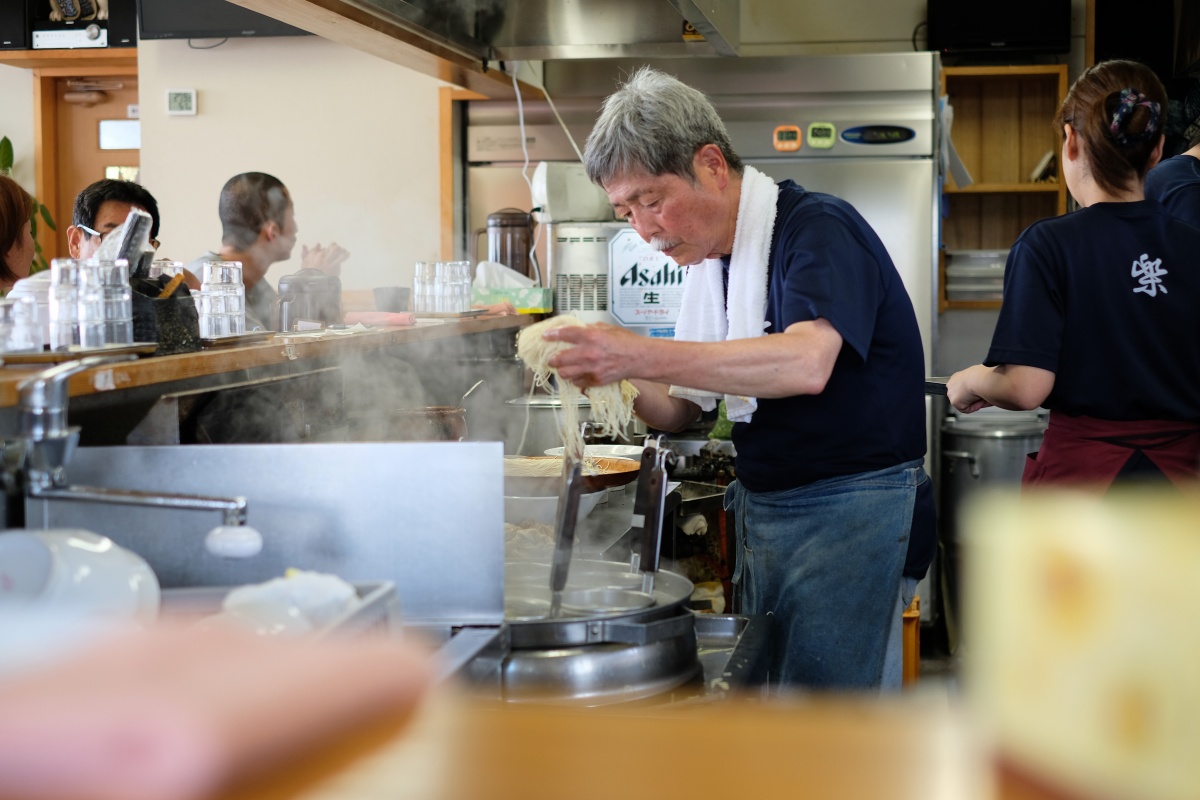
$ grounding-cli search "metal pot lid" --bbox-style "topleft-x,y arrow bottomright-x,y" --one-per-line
941,419 -> 1048,437
504,559 -> 695,649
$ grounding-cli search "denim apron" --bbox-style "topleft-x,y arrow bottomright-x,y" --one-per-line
724,458 -> 925,690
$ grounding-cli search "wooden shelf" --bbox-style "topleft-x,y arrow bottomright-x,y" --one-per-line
940,64 -> 1069,312
0,48 -> 136,71
945,183 -> 1062,194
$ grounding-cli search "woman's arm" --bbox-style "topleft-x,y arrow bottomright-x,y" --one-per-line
947,364 -> 1056,413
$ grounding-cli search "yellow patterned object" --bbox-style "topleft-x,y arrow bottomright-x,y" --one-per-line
963,488 -> 1200,800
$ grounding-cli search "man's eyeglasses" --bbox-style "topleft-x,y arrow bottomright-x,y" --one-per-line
78,223 -> 160,250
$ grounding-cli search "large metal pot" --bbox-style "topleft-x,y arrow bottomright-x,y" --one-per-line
502,395 -> 590,455
501,559 -> 701,704
939,410 -> 1047,642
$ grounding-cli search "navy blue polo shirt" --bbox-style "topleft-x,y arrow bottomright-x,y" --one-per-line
731,180 -> 927,492
986,200 -> 1200,421
1145,154 -> 1200,228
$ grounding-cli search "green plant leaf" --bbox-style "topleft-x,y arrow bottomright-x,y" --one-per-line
38,202 -> 56,232
0,136 -> 13,174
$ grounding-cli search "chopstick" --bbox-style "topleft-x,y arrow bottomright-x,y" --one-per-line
157,273 -> 186,299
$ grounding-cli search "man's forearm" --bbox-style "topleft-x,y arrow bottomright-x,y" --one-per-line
630,381 -> 701,433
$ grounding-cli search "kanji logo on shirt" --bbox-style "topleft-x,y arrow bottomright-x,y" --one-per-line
1131,253 -> 1168,297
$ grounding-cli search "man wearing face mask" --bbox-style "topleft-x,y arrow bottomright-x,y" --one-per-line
9,179 -> 193,330
65,178 -> 164,263
186,172 -> 348,330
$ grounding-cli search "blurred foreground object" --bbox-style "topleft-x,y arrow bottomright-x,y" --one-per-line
965,488 -> 1200,800
0,624 -> 433,800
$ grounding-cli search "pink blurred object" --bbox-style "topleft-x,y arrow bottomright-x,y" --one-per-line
0,625 -> 434,800
343,311 -> 415,327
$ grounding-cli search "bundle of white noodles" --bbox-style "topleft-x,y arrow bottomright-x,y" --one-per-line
516,315 -> 639,458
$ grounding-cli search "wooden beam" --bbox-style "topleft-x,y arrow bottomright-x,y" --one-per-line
32,71 -> 60,263
227,0 -> 543,101
1085,0 -> 1095,67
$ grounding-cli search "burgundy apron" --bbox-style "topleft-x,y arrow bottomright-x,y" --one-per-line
1023,412 -> 1200,490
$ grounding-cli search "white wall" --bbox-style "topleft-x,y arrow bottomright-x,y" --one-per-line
137,37 -> 443,291
0,64 -> 36,193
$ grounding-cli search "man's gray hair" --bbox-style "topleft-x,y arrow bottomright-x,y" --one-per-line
583,67 -> 743,187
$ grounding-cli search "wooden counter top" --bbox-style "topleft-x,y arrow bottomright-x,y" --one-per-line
219,692 -> 1069,800
0,316 -> 532,409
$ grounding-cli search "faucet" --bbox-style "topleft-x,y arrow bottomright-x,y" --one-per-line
13,356 -> 262,556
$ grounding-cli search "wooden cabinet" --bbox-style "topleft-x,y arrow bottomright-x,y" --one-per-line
940,64 -> 1069,310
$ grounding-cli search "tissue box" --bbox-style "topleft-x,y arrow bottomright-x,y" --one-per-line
472,288 -> 553,314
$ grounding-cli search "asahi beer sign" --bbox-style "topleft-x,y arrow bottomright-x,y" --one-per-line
609,228 -> 686,327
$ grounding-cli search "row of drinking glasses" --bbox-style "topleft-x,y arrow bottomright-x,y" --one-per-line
413,260 -> 472,313
49,257 -> 133,350
197,260 -> 246,337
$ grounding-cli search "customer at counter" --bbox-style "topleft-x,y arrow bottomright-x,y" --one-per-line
1145,130 -> 1200,225
947,60 -> 1200,487
64,179 -> 164,264
540,68 -> 934,691
187,172 -> 348,330
0,175 -> 35,293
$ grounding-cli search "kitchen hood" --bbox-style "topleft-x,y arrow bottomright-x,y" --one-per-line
238,0 -> 739,60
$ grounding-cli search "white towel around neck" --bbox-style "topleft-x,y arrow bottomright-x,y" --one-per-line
668,164 -> 779,423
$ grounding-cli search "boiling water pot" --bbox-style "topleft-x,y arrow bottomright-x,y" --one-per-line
474,208 -> 540,285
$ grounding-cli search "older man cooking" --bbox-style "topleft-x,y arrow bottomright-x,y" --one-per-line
542,67 -> 934,691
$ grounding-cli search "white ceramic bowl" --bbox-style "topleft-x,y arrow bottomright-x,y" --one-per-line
504,489 -> 606,526
0,529 -> 160,623
543,444 -> 645,461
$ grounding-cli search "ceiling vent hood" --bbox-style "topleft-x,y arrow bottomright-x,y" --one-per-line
337,0 -> 740,59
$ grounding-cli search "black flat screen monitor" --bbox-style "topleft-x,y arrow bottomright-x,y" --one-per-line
136,0 -> 311,39
927,0 -> 1070,56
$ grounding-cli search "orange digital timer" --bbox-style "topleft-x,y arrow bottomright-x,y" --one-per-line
773,124 -> 802,152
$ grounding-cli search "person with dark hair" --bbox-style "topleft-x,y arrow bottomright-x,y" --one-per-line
0,175 -> 35,293
948,60 -> 1200,487
1144,129 -> 1200,225
186,172 -> 347,330
537,68 -> 934,692
65,178 -> 162,261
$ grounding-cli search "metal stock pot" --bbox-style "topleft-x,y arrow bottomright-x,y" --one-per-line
501,559 -> 701,704
502,395 -> 590,455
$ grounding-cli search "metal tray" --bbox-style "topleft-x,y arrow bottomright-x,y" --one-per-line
0,342 -> 158,364
159,580 -> 398,639
200,330 -> 276,347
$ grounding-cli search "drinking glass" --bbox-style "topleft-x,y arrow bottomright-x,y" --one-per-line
447,260 -> 472,312
0,296 -> 42,353
413,261 -> 437,313
195,289 -> 231,338
78,259 -> 133,348
48,257 -> 82,350
148,260 -> 185,280
200,260 -> 245,335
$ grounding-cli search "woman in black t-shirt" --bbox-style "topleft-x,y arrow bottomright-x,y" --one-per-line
947,60 -> 1200,488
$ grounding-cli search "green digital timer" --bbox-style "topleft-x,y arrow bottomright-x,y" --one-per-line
807,122 -> 836,149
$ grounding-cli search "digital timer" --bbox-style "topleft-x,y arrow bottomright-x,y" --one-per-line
772,124 -> 803,152
807,122 -> 836,149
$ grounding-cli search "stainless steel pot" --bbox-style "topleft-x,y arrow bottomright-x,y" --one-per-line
501,558 -> 701,704
939,410 -> 1047,646
502,396 -> 590,455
